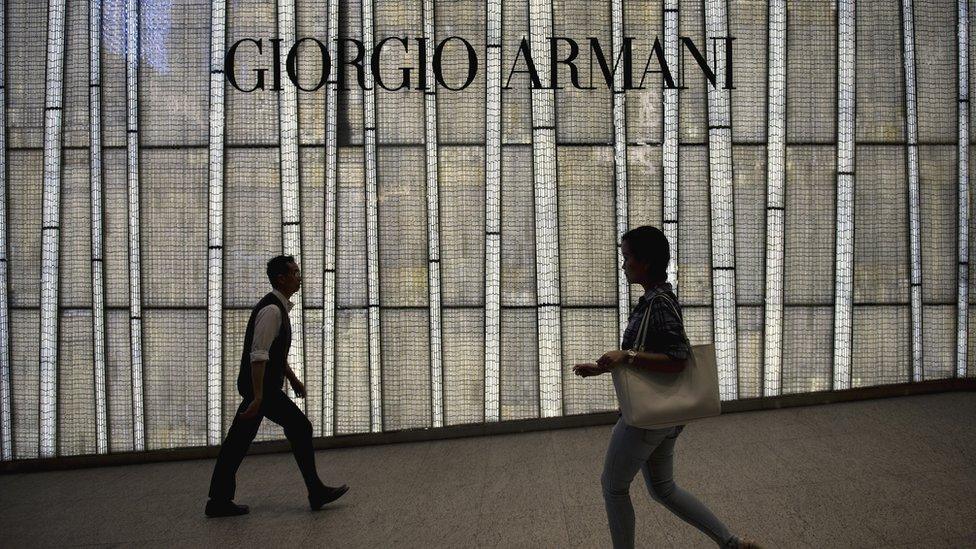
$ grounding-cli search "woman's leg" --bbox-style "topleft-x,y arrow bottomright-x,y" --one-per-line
640,427 -> 737,547
601,418 -> 666,549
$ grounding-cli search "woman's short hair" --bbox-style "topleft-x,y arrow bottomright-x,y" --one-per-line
621,226 -> 670,280
267,255 -> 296,286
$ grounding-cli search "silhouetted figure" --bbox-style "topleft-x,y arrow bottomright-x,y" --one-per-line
206,255 -> 348,517
573,226 -> 760,549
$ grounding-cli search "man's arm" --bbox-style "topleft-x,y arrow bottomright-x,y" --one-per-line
282,362 -> 306,397
283,362 -> 298,384
250,361 -> 266,402
248,304 -> 282,399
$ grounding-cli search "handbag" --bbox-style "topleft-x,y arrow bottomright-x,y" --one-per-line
611,294 -> 721,429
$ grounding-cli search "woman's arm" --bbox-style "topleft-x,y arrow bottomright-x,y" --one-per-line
595,349 -> 686,374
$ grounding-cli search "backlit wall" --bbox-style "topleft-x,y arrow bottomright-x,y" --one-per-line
0,0 -> 973,461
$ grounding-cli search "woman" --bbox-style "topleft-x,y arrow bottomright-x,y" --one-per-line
573,226 -> 759,549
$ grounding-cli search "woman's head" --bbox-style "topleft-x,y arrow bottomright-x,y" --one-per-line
620,225 -> 670,285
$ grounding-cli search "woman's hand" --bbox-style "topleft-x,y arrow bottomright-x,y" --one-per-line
597,350 -> 629,369
572,363 -> 606,377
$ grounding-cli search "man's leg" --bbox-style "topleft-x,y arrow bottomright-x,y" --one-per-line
208,399 -> 264,502
261,391 -> 323,493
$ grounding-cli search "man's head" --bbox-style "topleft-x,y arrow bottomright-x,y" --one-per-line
620,225 -> 670,285
267,255 -> 302,295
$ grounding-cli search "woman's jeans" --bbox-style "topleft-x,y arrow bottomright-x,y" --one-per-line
602,418 -> 735,548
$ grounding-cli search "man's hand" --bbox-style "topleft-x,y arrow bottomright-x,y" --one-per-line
597,350 -> 629,369
239,399 -> 262,420
289,378 -> 306,398
572,363 -> 606,378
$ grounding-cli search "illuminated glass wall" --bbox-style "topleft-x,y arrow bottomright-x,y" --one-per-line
0,0 -> 972,460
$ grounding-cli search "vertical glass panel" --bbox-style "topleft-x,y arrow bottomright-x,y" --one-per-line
6,1 -> 46,147
141,149 -> 207,307
553,0 -> 612,143
139,0 -> 209,146
500,308 -> 539,420
919,146 -> 957,303
501,146 -> 537,306
855,0 -> 905,142
736,305 -> 763,399
337,148 -> 368,307
107,310 -> 133,452
854,146 -> 910,302
377,147 -> 428,306
782,306 -> 832,394
57,311 -> 96,456
443,309 -> 485,426
374,0 -> 423,144
502,0 -> 531,144
103,149 -> 130,308
733,146 -> 766,305
677,146 -> 711,305
622,0 -> 663,144
223,148 -> 282,307
558,146 -> 616,306
728,0 -> 766,142
922,305 -> 955,380
441,146 -> 486,306
144,311 -> 207,449
8,151 -> 42,308
336,309 -> 371,434
225,0 -> 278,145
561,308 -> 616,415
678,0 -> 705,143
626,145 -> 663,229
853,306 -> 910,387
300,148 -> 325,308
11,310 -> 40,459
784,146 -> 835,305
60,150 -> 92,308
436,0 -> 487,143
786,1 -> 835,142
381,310 -> 430,430
914,0 -> 956,142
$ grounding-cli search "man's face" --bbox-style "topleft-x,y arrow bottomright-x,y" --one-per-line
278,261 -> 302,294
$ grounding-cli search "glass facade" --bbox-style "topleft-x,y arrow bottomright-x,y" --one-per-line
0,0 -> 972,460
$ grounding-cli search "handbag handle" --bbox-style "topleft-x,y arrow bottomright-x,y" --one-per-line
634,293 -> 683,352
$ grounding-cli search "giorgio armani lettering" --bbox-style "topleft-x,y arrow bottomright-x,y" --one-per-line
225,36 -> 735,92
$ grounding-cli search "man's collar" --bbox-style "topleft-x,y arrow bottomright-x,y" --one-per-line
271,289 -> 294,312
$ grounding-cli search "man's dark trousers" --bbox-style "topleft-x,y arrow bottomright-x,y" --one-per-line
208,389 -> 321,501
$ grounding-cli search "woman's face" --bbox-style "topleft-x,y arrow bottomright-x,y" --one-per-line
621,240 -> 647,284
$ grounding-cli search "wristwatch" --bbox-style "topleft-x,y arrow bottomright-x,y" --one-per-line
625,349 -> 638,365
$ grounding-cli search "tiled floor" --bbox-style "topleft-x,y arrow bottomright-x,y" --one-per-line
1,392 -> 974,548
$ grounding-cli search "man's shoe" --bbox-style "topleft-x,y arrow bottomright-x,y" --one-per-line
309,484 -> 349,511
205,499 -> 250,518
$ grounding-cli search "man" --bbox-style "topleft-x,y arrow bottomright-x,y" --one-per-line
206,255 -> 348,517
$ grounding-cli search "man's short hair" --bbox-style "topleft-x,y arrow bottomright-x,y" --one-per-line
267,255 -> 296,286
621,225 -> 670,281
